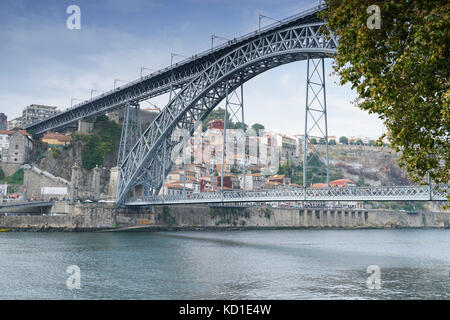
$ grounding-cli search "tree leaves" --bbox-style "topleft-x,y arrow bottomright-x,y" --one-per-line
320,0 -> 449,185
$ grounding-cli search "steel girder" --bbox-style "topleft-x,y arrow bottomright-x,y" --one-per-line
117,22 -> 338,204
117,102 -> 142,167
26,6 -> 325,136
126,185 -> 449,206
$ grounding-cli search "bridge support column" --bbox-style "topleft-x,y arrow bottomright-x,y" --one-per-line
221,83 -> 246,193
117,102 -> 142,167
91,165 -> 101,199
69,163 -> 80,203
303,56 -> 330,188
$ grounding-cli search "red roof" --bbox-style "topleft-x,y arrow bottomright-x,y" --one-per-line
17,130 -> 31,136
42,132 -> 71,142
330,179 -> 356,187
0,130 -> 15,135
311,183 -> 328,188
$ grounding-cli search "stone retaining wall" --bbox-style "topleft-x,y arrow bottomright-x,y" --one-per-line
0,202 -> 448,231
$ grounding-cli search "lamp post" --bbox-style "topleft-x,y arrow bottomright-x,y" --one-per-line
169,53 -> 187,100
70,98 -> 81,108
211,34 -> 230,50
90,89 -> 97,100
140,67 -> 154,79
258,14 -> 282,32
114,79 -> 128,90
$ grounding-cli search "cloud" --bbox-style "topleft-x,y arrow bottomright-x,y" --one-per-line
0,0 -> 383,140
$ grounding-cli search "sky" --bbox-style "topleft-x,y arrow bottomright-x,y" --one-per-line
0,0 -> 385,139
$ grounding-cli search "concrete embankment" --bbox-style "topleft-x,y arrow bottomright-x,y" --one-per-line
0,201 -> 449,231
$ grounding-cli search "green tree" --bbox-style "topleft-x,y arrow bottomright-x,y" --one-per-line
320,1 -> 449,185
251,123 -> 265,136
329,139 -> 337,145
357,176 -> 365,187
310,138 -> 317,145
75,116 -> 122,170
0,168 -> 4,181
339,136 -> 348,145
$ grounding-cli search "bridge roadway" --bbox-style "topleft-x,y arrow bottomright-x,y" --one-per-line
26,5 -> 324,135
0,201 -> 54,212
125,186 -> 449,206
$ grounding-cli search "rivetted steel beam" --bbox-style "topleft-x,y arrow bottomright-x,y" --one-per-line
26,5 -> 325,135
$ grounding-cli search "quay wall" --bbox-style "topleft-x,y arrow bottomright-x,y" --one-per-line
0,202 -> 448,231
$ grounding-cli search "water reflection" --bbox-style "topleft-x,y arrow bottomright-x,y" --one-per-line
0,229 -> 449,299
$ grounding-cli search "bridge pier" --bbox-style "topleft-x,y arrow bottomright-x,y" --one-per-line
303,56 -> 330,188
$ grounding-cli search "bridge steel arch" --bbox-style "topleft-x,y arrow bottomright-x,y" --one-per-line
116,22 -> 338,205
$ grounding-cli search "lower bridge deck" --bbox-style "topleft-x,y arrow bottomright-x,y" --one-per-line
125,186 -> 448,206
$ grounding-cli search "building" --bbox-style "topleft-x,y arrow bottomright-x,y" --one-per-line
0,130 -> 14,162
41,132 -> 72,147
330,179 -> 356,187
7,130 -> 33,164
272,134 -> 297,164
22,104 -> 58,127
208,119 -> 224,130
163,183 -> 194,196
268,174 -> 291,186
7,117 -> 22,130
215,175 -> 240,190
312,179 -> 357,188
240,173 -> 265,191
0,113 -> 7,130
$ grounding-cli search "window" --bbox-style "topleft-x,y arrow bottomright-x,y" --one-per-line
15,144 -> 19,150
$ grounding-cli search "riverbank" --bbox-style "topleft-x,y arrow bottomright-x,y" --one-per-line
0,202 -> 449,231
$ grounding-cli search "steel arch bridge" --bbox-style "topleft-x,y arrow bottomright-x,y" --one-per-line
24,5 -> 449,206
116,26 -> 337,204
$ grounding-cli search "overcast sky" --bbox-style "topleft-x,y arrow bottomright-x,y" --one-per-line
0,0 -> 385,139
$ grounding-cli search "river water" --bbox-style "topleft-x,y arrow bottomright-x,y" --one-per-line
0,229 -> 449,300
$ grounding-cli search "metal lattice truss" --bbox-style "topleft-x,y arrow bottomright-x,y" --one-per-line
26,6 -> 325,135
126,185 -> 449,206
303,57 -> 330,186
116,22 -> 338,204
117,102 -> 142,167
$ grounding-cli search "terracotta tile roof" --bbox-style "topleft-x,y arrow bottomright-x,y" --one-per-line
42,132 -> 71,142
0,130 -> 15,135
17,130 -> 31,136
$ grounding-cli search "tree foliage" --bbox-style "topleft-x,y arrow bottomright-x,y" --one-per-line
320,1 -> 449,184
251,123 -> 265,136
339,136 -> 348,144
73,115 -> 122,170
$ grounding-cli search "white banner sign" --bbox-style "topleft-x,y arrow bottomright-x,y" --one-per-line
41,187 -> 68,195
0,184 -> 7,196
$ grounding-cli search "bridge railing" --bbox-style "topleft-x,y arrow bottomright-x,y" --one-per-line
125,185 -> 449,205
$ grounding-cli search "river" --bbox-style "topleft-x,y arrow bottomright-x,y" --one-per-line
0,229 -> 449,299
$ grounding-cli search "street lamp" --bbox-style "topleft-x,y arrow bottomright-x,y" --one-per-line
211,34 -> 230,50
140,67 -> 154,79
90,89 -> 98,99
170,53 -> 187,67
169,53 -> 187,100
258,14 -> 282,32
70,98 -> 81,108
114,79 -> 128,90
